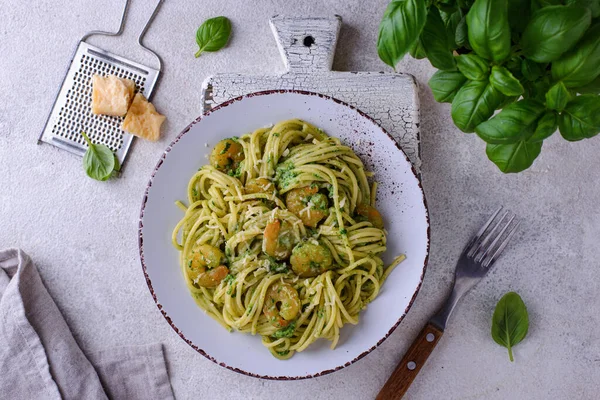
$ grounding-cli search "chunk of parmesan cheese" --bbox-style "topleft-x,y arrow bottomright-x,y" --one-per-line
91,74 -> 135,116
121,93 -> 166,142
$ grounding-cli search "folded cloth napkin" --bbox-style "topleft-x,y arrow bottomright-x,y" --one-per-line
0,249 -> 174,400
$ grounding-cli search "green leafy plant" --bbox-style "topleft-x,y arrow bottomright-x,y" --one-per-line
195,16 -> 232,58
491,292 -> 529,362
81,132 -> 119,181
378,0 -> 600,172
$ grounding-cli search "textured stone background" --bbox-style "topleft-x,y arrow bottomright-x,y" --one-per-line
1,0 -> 599,399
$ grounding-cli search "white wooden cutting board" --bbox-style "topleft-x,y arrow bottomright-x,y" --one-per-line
201,15 -> 421,172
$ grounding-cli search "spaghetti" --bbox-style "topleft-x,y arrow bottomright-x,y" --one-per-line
172,119 -> 404,359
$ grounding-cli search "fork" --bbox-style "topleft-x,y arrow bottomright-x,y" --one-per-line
376,207 -> 520,400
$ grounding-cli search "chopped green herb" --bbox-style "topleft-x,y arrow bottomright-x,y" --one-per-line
272,321 -> 296,338
317,308 -> 324,318
224,274 -> 235,284
273,132 -> 280,137
192,188 -> 198,197
267,256 -> 288,273
246,305 -> 253,315
339,228 -> 347,235
276,350 -> 290,356
220,141 -> 231,154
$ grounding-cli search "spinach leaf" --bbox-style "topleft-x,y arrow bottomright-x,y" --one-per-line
195,16 -> 232,58
507,0 -> 531,33
558,94 -> 600,140
420,7 -> 457,70
81,132 -> 117,181
476,99 -> 545,143
491,292 -> 529,362
521,59 -> 545,82
487,141 -> 542,172
456,54 -> 489,81
521,5 -> 591,63
466,0 -> 511,62
377,0 -> 428,69
545,82 -> 571,111
409,38 -> 427,59
455,15 -> 470,49
552,23 -> 600,88
529,111 -> 557,142
566,0 -> 600,18
490,66 -> 524,96
429,70 -> 468,102
451,80 -> 506,132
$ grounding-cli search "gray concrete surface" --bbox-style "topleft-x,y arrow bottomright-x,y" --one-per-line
2,0 -> 599,399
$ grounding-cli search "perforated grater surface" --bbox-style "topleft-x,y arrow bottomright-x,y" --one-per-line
39,0 -> 164,166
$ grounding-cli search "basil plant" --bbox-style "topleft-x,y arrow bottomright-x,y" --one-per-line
378,0 -> 600,173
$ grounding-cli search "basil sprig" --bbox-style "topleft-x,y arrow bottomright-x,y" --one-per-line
491,292 -> 529,362
81,132 -> 119,181
377,0 -> 600,173
195,16 -> 232,58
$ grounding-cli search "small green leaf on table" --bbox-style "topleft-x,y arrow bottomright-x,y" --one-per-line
490,66 -> 524,96
558,95 -> 600,141
521,5 -> 591,63
195,16 -> 232,58
81,132 -> 117,181
377,0 -> 428,69
491,292 -> 529,361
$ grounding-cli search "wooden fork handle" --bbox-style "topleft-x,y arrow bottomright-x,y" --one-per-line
376,322 -> 443,400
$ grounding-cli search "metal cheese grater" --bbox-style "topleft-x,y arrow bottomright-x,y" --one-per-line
39,0 -> 164,166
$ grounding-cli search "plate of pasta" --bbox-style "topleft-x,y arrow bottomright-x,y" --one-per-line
139,90 -> 429,379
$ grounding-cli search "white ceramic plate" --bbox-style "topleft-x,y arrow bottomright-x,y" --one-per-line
139,90 -> 429,379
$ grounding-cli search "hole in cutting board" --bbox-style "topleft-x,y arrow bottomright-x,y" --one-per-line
303,36 -> 315,47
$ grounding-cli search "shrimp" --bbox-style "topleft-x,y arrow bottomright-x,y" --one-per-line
355,203 -> 384,229
285,186 -> 328,227
263,219 -> 296,260
263,282 -> 300,328
186,244 -> 229,288
210,138 -> 245,175
290,240 -> 333,278
245,177 -> 276,195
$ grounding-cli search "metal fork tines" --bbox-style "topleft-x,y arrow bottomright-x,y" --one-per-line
430,207 -> 520,330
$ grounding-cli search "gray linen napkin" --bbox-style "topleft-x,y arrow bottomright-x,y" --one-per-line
0,249 -> 174,400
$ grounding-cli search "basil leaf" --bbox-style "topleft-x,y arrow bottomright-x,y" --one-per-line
420,7 -> 457,70
523,75 -> 551,102
576,75 -> 600,94
466,0 -> 511,62
487,141 -> 542,172
491,292 -> 529,361
505,57 -> 522,79
521,6 -> 591,63
451,80 -> 506,132
444,10 -> 463,50
521,59 -> 545,82
529,111 -> 557,142
81,132 -> 116,181
566,0 -> 600,18
429,70 -> 468,103
545,82 -> 571,111
490,66 -> 524,96
377,0 -> 428,69
552,23 -> 600,88
558,94 -> 600,140
409,38 -> 427,59
476,99 -> 545,143
195,16 -> 232,58
507,0 -> 531,33
455,15 -> 470,49
456,54 -> 489,81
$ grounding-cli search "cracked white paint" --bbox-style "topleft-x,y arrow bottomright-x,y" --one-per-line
201,15 -> 421,172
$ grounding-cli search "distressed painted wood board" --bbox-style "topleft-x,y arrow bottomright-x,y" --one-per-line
201,15 -> 421,172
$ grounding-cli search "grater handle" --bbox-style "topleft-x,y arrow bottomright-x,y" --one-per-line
137,0 -> 165,74
81,0 -> 130,42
